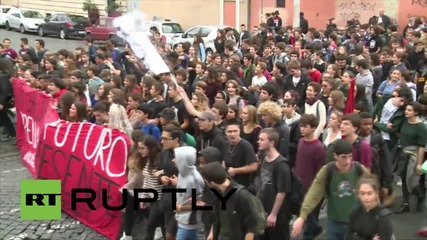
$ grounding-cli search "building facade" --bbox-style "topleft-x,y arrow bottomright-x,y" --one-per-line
5,0 -> 427,31
250,0 -> 426,32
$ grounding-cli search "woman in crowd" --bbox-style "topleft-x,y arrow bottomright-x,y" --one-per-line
59,92 -> 76,121
395,101 -> 427,214
304,82 -> 327,138
68,101 -> 88,123
347,174 -> 394,240
327,90 -> 345,118
319,73 -> 335,109
108,102 -> 133,137
120,130 -> 145,240
240,105 -> 261,152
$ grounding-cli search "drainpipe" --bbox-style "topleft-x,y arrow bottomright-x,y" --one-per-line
247,0 -> 251,28
236,0 -> 240,29
219,0 -> 224,25
293,0 -> 300,28
261,0 -> 263,20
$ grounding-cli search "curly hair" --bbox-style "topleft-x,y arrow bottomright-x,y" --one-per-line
258,101 -> 282,122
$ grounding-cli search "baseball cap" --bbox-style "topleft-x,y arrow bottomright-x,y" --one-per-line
197,110 -> 216,121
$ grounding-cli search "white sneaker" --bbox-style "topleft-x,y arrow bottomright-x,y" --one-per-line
396,178 -> 402,187
119,233 -> 132,240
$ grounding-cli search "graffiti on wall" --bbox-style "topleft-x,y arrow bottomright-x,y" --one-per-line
408,13 -> 427,17
411,0 -> 427,8
336,0 -> 378,23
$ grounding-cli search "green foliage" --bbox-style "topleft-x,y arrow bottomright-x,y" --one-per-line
105,1 -> 121,13
83,0 -> 98,11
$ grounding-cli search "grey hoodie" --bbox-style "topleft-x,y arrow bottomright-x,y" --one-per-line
355,70 -> 374,95
174,146 -> 205,230
284,112 -> 301,128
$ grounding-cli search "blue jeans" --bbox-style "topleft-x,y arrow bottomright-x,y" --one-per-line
327,220 -> 348,240
176,227 -> 199,240
302,213 -> 322,240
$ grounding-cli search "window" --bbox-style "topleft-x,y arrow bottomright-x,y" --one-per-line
161,23 -> 184,34
68,15 -> 87,22
276,0 -> 285,7
200,27 -> 212,37
185,27 -> 200,37
57,15 -> 68,21
2,8 -> 11,13
98,19 -> 107,26
21,10 -> 43,19
48,15 -> 58,21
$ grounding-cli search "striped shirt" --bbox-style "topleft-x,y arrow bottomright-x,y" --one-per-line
140,164 -> 163,200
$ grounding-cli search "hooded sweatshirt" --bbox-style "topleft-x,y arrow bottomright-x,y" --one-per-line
174,146 -> 205,230
356,70 -> 374,95
284,112 -> 301,127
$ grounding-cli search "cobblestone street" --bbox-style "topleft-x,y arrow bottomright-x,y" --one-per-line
0,139 -> 107,240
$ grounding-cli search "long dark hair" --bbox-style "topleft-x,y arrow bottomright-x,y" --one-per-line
139,135 -> 162,171
72,100 -> 88,122
194,34 -> 204,46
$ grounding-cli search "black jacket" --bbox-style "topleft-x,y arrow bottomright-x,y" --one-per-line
196,126 -> 227,152
0,73 -> 13,107
212,180 -> 258,240
273,121 -> 291,160
347,206 -> 393,240
287,117 -> 301,167
368,129 -> 394,190
300,17 -> 309,34
279,73 -> 312,109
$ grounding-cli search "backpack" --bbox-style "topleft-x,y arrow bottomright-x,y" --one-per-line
353,136 -> 382,179
271,157 -> 305,215
235,186 -> 267,236
325,161 -> 364,195
375,208 -> 396,240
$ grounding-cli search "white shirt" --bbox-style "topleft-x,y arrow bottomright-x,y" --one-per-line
379,99 -> 398,140
292,76 -> 301,87
251,75 -> 267,87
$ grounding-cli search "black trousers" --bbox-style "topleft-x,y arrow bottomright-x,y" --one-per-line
123,192 -> 135,236
259,211 -> 292,240
0,109 -> 15,137
144,201 -> 177,240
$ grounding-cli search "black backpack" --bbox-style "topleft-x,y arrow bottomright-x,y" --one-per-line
271,157 -> 305,215
353,136 -> 382,180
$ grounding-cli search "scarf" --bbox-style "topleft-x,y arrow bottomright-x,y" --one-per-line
305,96 -> 319,105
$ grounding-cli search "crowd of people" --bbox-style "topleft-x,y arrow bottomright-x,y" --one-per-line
0,9 -> 427,240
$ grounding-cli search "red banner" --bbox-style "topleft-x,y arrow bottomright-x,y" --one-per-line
13,78 -> 59,178
36,121 -> 129,239
13,78 -> 129,240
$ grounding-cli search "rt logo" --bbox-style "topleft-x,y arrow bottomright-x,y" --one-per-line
20,180 -> 61,220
